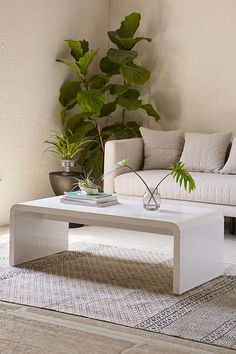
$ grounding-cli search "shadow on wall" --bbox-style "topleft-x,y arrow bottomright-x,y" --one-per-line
140,1 -> 182,131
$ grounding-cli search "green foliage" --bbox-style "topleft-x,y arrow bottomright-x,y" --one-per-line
75,170 -> 99,189
54,11 -> 161,179
59,80 -> 81,109
77,90 -> 104,115
107,48 -> 137,64
168,162 -> 196,193
89,74 -> 109,89
76,49 -> 98,77
101,11 -> 160,120
44,131 -> 88,160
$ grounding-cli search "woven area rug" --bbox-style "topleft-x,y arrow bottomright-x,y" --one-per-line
0,236 -> 235,350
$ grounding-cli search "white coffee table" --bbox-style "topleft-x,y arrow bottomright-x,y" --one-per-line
10,196 -> 224,295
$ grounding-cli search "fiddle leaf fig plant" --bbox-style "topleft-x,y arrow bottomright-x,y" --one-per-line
100,11 -> 161,136
55,12 -> 161,179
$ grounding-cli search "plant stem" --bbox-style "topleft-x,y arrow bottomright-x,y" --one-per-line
147,172 -> 172,205
96,121 -> 104,152
83,79 -> 89,90
122,109 -> 126,126
122,79 -> 126,126
125,165 -> 153,196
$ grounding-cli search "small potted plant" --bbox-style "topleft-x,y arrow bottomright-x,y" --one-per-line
74,170 -> 100,195
45,130 -> 89,175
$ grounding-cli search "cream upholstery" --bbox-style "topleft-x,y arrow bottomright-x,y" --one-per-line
180,132 -> 232,172
103,138 -> 236,217
221,137 -> 236,174
139,127 -> 184,169
115,170 -> 236,206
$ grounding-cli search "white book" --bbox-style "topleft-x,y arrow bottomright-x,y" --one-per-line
63,195 -> 117,204
64,191 -> 112,200
63,192 -> 117,204
60,198 -> 119,208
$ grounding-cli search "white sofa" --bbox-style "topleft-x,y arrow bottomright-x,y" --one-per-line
103,138 -> 236,232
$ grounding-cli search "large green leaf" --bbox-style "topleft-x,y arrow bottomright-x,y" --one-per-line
122,88 -> 140,99
89,74 -> 109,89
77,90 -> 104,114
116,97 -> 142,110
99,101 -> 117,117
66,40 -> 83,60
118,12 -> 141,38
100,56 -> 120,75
71,121 -> 94,142
84,148 -> 104,178
126,121 -> 141,137
120,63 -> 150,84
56,59 -> 82,76
80,40 -> 89,54
65,112 -> 91,132
108,31 -> 125,48
107,48 -> 137,64
108,32 -> 151,50
77,49 -> 98,75
59,80 -> 81,109
141,104 -> 161,121
109,84 -> 129,96
168,162 -> 196,193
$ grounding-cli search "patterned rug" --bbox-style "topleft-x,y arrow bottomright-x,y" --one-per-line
0,236 -> 235,350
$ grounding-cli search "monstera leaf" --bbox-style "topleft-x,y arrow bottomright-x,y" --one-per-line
120,63 -> 150,84
77,90 -> 104,115
107,48 -> 137,64
59,80 -> 81,109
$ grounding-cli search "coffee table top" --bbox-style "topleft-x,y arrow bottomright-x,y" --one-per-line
13,196 -> 221,227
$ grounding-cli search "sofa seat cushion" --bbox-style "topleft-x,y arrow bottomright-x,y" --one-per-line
114,170 -> 236,206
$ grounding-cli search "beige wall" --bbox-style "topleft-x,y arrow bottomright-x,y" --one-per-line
0,0 -> 108,225
109,0 -> 236,133
1,0 -> 235,225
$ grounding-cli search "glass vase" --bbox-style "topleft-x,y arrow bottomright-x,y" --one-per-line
143,187 -> 161,211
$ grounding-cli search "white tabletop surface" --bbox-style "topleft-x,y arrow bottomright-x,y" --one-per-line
17,196 -> 220,224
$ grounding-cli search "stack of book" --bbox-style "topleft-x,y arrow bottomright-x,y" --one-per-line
60,191 -> 118,207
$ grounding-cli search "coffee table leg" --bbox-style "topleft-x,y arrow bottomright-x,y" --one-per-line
173,214 -> 224,295
10,209 -> 68,266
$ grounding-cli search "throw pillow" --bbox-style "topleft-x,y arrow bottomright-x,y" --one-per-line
180,132 -> 232,172
139,127 -> 184,170
221,137 -> 236,174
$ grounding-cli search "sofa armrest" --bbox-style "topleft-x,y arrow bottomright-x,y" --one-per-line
103,138 -> 143,193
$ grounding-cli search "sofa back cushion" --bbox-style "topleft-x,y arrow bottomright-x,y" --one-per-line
221,137 -> 236,174
180,132 -> 232,172
140,127 -> 184,170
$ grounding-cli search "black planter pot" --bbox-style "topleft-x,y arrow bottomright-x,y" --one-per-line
49,171 -> 83,228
